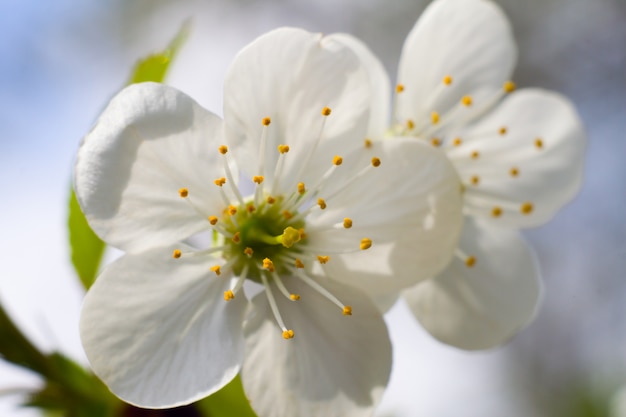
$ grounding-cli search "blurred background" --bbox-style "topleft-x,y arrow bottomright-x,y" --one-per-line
0,0 -> 624,415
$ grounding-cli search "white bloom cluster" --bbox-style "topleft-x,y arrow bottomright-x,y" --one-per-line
74,0 -> 584,416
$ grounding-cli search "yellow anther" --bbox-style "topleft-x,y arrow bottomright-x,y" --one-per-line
431,112 -> 440,125
491,206 -> 503,218
343,218 -> 353,229
253,176 -> 264,184
295,258 -> 305,269
510,167 -> 519,177
406,119 -> 415,130
263,258 -> 275,272
471,150 -> 480,159
343,306 -> 353,316
278,144 -> 290,154
535,138 -> 544,149
360,238 -> 372,250
224,290 -> 235,301
246,204 -> 256,213
178,188 -> 189,198
227,205 -> 237,216
453,137 -> 463,146
297,182 -> 306,195
282,329 -> 295,339
317,198 -> 327,210
298,228 -> 307,240
214,177 -> 226,187
461,95 -> 473,106
281,227 -> 301,248
267,196 -> 276,204
283,210 -> 293,219
503,81 -> 516,93
443,75 -> 453,85
364,138 -> 373,148
521,202 -> 534,215
244,247 -> 254,257
371,157 -> 381,167
218,145 -> 228,154
262,117 -> 271,126
317,255 -> 330,264
208,216 -> 218,225
431,137 -> 441,147
232,232 -> 241,243
333,155 -> 343,166
172,249 -> 182,259
396,84 -> 405,93
499,126 -> 508,135
290,294 -> 301,301
465,256 -> 476,267
210,265 -> 221,276
470,175 -> 480,185
322,107 -> 332,116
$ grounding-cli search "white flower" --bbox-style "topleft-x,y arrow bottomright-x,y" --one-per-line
339,0 -> 586,349
74,28 -> 463,415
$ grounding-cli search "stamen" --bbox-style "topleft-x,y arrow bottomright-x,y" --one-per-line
371,157 -> 381,167
499,127 -> 508,135
208,216 -> 218,225
297,182 -> 306,195
406,119 -> 415,130
295,258 -> 305,269
510,167 -> 519,177
223,290 -> 235,301
333,155 -> 343,166
535,138 -> 544,149
293,269 -> 349,313
443,75 -> 453,85
263,258 -> 275,272
172,249 -> 182,259
290,294 -> 301,301
259,274 -> 292,338
321,106 -> 332,116
244,247 -> 254,257
317,198 -> 327,209
317,255 -> 330,264
364,138 -> 373,148
453,137 -> 463,146
267,196 -> 276,204
210,265 -> 221,276
343,218 -> 353,229
342,306 -> 352,316
455,248 -> 476,268
521,202 -> 534,215
262,117 -> 271,126
461,96 -> 473,106
396,84 -> 405,93
232,232 -> 241,244
360,238 -> 372,250
491,206 -> 503,218
503,81 -> 516,93
431,137 -> 441,147
214,178 -> 226,187
431,112 -> 440,125
218,145 -> 228,155
178,188 -> 189,198
253,176 -> 264,184
278,144 -> 290,154
470,175 -> 480,186
471,150 -> 480,159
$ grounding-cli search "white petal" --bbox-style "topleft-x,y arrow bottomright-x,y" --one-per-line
396,0 -> 516,131
223,28 -> 371,195
306,138 -> 464,298
403,218 -> 542,350
75,83 -> 226,253
241,276 -> 391,417
330,33 -> 392,139
448,89 -> 586,227
80,246 -> 247,408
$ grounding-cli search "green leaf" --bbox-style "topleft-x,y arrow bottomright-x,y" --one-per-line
67,21 -> 191,290
0,303 -> 49,375
128,20 -> 190,84
196,375 -> 257,417
68,190 -> 105,290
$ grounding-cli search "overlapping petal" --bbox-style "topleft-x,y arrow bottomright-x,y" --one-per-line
80,245 -> 247,408
241,277 -> 391,417
403,218 -> 542,350
224,27 -> 371,194
75,83 -> 227,253
396,0 -> 516,132
306,138 -> 463,298
448,89 -> 586,227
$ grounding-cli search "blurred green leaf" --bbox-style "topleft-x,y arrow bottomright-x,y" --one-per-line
68,190 -> 105,290
67,21 -> 190,290
196,375 -> 257,417
0,303 -> 49,375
